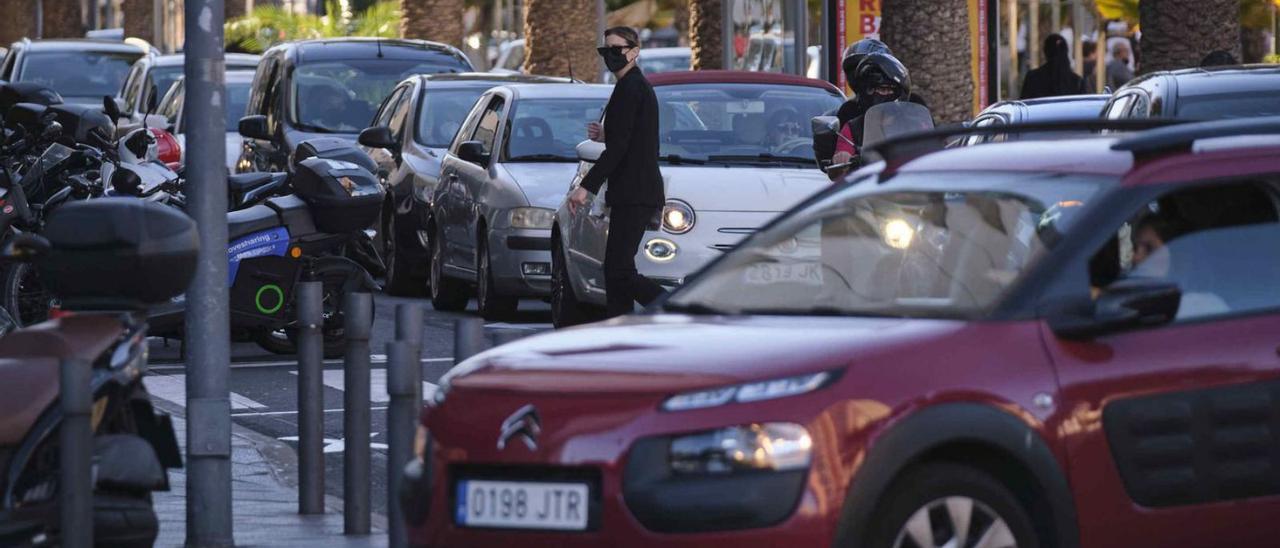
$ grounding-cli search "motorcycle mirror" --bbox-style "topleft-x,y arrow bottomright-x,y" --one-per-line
811,116 -> 841,138
42,120 -> 63,140
0,233 -> 52,263
103,95 -> 122,121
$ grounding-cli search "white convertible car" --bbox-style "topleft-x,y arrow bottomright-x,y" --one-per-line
552,70 -> 844,326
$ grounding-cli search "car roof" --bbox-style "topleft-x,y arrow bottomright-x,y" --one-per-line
151,52 -> 260,68
984,94 -> 1108,121
15,39 -> 149,54
648,70 -> 841,94
899,137 -> 1135,176
420,72 -> 571,87
282,38 -> 467,64
1129,64 -> 1280,97
500,83 -> 613,100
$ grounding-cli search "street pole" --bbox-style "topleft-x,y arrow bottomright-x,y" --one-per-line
344,292 -> 374,535
183,1 -> 232,546
60,357 -> 92,548
88,0 -> 100,31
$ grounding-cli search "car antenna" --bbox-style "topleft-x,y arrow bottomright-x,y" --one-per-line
376,37 -> 384,59
567,58 -> 582,84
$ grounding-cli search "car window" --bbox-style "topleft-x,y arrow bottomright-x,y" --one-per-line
1127,92 -> 1150,119
655,82 -> 843,165
469,96 -> 506,157
1103,94 -> 1135,120
121,62 -> 146,114
159,78 -> 183,125
0,49 -> 16,80
1089,181 -> 1280,322
668,172 -> 1109,318
388,87 -> 414,138
1175,92 -> 1280,119
501,43 -> 525,71
247,57 -> 276,116
264,66 -> 283,132
963,116 -> 1001,146
290,58 -> 467,133
503,98 -> 606,161
19,51 -> 139,98
145,66 -> 183,112
417,87 -> 489,148
374,86 -> 407,128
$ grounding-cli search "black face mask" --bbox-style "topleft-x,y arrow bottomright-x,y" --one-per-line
597,46 -> 632,73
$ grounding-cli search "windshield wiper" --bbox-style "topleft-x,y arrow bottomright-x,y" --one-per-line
291,121 -> 333,134
662,301 -> 733,315
507,154 -> 576,162
707,153 -> 814,166
658,154 -> 706,165
735,306 -> 904,318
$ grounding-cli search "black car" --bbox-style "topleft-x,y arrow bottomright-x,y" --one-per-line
236,38 -> 473,174
357,72 -> 569,295
1100,64 -> 1280,120
961,94 -> 1109,145
0,38 -> 153,106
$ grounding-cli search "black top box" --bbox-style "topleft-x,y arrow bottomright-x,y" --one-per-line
291,157 -> 384,234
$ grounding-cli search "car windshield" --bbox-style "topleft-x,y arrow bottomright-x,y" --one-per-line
665,172 -> 1108,318
416,88 -> 488,148
1175,92 -> 1280,119
291,58 -> 466,133
20,51 -> 138,97
504,98 -> 607,161
655,82 -> 842,165
149,66 -> 183,105
641,54 -> 690,74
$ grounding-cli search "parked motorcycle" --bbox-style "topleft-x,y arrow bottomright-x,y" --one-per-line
0,198 -> 196,547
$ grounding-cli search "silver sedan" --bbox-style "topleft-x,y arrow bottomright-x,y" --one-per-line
552,73 -> 844,327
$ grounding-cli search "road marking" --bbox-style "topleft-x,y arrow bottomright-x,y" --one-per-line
148,356 -> 454,372
143,374 -> 268,410
290,370 -> 439,403
230,406 -> 389,418
277,434 -> 388,453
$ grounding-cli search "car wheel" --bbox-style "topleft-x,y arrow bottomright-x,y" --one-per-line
429,223 -> 469,312
476,235 -> 517,321
384,212 -> 427,297
866,463 -> 1038,548
550,239 -> 600,328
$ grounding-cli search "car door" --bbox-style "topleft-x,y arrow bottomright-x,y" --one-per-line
448,93 -> 507,275
1042,177 -> 1280,548
384,84 -> 418,217
437,94 -> 496,272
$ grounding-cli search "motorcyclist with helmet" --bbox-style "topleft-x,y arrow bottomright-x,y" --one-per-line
827,52 -> 914,180
813,39 -> 927,168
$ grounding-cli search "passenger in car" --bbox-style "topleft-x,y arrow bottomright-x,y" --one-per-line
1127,214 -> 1229,319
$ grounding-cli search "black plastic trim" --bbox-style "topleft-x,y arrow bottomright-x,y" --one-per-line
506,235 -> 551,251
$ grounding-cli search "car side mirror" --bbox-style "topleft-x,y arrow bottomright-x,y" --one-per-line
103,95 -> 122,120
0,233 -> 51,263
576,140 -> 603,163
1049,278 -> 1182,339
239,115 -> 270,140
358,126 -> 398,151
457,140 -> 490,165
811,115 -> 840,138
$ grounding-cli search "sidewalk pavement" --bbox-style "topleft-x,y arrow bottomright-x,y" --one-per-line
152,400 -> 389,548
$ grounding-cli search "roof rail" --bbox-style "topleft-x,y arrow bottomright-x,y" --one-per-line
1110,116 -> 1280,154
862,118 -> 1190,168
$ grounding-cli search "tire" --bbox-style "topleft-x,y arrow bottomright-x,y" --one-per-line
384,209 -> 427,297
251,261 -> 365,359
429,222 -> 469,312
476,235 -> 518,321
865,463 -> 1039,548
93,492 -> 158,548
550,240 -> 600,328
2,262 -> 53,327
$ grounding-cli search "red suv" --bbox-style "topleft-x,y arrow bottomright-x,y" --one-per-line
401,118 -> 1280,548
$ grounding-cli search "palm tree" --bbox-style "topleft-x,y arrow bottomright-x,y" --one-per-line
225,1 -> 400,54
401,0 -> 465,46
688,0 -> 722,70
524,0 -> 600,82
880,0 -> 974,124
42,0 -> 83,38
0,0 -> 36,44
123,0 -> 156,43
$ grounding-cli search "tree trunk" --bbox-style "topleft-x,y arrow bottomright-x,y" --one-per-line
0,0 -> 37,45
123,0 -> 155,43
688,0 -> 722,70
402,0 -> 465,47
524,0 -> 600,82
1139,0 -> 1240,74
41,0 -> 83,38
881,0 -> 974,124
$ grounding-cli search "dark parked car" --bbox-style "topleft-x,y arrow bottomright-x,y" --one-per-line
0,38 -> 153,105
116,52 -> 260,126
236,38 -> 473,173
1100,64 -> 1280,120
357,72 -> 569,295
961,94 -> 1109,145
403,117 -> 1280,547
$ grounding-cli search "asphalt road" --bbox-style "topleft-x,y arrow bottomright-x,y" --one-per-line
143,293 -> 553,516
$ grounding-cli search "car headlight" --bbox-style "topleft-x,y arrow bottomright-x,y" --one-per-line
670,423 -> 811,474
662,199 -> 695,234
661,371 -> 836,412
509,207 -> 554,229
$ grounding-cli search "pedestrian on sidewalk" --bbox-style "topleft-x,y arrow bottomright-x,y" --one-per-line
1020,34 -> 1085,99
568,26 -> 666,318
1107,41 -> 1135,90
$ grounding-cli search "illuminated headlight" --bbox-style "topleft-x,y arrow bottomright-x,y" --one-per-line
670,423 -> 812,474
661,371 -> 836,412
882,219 -> 914,250
644,238 -> 677,262
662,199 -> 695,234
509,207 -> 555,229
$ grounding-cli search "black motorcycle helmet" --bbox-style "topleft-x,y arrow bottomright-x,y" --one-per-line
841,38 -> 893,85
853,53 -> 911,108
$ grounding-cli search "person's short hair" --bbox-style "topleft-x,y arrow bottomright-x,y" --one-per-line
604,26 -> 640,48
1083,41 -> 1097,57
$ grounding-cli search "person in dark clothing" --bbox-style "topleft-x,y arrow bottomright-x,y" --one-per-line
813,39 -> 927,166
568,26 -> 666,317
1082,40 -> 1099,92
828,53 -> 913,180
1020,34 -> 1085,99
1200,50 -> 1238,67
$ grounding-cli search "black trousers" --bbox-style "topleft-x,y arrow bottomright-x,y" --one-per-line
604,205 -> 666,317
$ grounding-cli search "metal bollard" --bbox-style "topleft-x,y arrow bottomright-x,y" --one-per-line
295,281 -> 325,514
395,303 -> 424,357
385,339 -> 420,548
60,357 -> 93,548
453,317 -> 487,365
343,292 -> 374,535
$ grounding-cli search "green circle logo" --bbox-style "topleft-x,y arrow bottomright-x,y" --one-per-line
255,284 -> 285,314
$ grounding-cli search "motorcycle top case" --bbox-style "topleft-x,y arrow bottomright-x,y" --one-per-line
292,138 -> 378,174
291,157 -> 383,234
38,198 -> 197,309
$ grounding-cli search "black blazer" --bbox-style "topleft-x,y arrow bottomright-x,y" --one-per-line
580,68 -> 664,207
